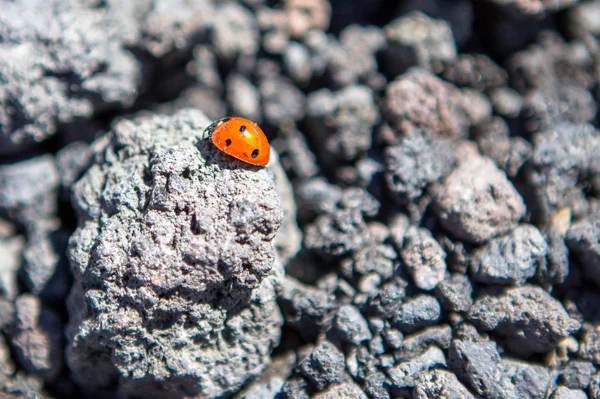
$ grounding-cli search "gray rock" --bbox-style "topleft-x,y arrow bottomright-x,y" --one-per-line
503,358 -> 552,399
507,31 -> 594,91
567,214 -> 600,287
157,86 -> 227,122
271,124 -> 319,181
327,24 -> 386,87
306,85 -> 379,162
298,340 -> 345,391
469,286 -> 580,355
362,277 -> 407,319
0,155 -> 60,221
486,0 -> 576,14
589,372 -> 600,398
260,76 -> 306,125
567,0 -> 600,37
312,381 -> 368,399
66,109 -> 283,398
470,224 -> 547,285
442,53 -> 508,91
1,371 -> 50,399
579,326 -> 600,365
527,123 -> 600,224
188,45 -> 223,94
331,305 -> 372,345
296,178 -> 343,218
538,229 -> 570,287
561,361 -> 596,390
0,235 -> 24,300
0,0 -> 140,153
383,11 -> 456,74
342,243 -> 397,281
8,294 -> 62,381
552,387 -> 588,399
226,74 -> 261,123
395,325 -> 453,362
401,227 -> 447,291
0,334 -> 15,387
283,42 -> 312,84
383,68 -> 491,140
433,149 -> 526,244
279,377 -> 310,399
384,128 -> 456,204
388,346 -> 446,388
278,277 -> 336,341
434,274 -> 473,313
270,150 -> 302,265
304,188 -> 379,257
473,117 -> 532,178
353,345 -> 390,398
523,85 -> 597,133
22,226 -> 70,300
134,0 -> 214,57
413,368 -> 477,399
56,141 -> 93,189
234,352 -> 296,399
213,3 -> 259,60
0,298 -> 15,331
449,340 -> 520,399
393,295 -> 441,333
490,87 -> 524,119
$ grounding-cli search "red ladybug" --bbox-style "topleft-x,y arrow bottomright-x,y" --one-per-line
205,117 -> 270,166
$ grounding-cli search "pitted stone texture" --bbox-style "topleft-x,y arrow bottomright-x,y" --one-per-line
383,11 -> 457,73
433,148 -> 526,244
470,224 -> 547,285
8,294 -> 62,381
66,109 -> 283,398
568,213 -> 600,287
0,0 -> 140,152
383,68 -> 491,140
413,368 -> 476,399
469,286 -> 580,355
400,227 -> 447,291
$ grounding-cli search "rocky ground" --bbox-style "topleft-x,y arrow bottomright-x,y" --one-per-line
0,0 -> 600,398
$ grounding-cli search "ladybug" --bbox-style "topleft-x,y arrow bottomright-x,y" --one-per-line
205,117 -> 270,166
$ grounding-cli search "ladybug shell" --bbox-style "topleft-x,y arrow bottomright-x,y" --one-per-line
208,117 -> 270,166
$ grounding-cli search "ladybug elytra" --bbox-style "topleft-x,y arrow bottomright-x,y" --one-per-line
205,117 -> 270,166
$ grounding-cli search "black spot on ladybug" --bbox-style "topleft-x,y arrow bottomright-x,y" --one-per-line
240,125 -> 247,132
225,139 -> 232,146
251,149 -> 259,158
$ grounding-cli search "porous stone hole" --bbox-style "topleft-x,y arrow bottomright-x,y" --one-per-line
190,214 -> 201,235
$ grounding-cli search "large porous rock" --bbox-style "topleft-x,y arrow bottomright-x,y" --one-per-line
433,144 -> 526,244
66,109 -> 284,399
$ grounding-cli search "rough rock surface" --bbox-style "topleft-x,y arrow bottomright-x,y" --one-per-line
470,224 -> 548,285
400,227 -> 447,291
469,286 -> 580,355
383,68 -> 491,139
527,123 -> 600,224
567,213 -> 600,286
433,147 -> 526,244
384,128 -> 456,205
0,0 -> 139,152
66,109 -> 284,398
